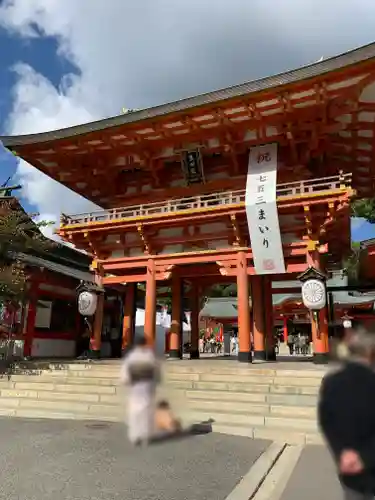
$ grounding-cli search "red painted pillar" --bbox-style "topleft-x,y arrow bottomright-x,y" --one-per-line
252,275 -> 265,359
190,283 -> 200,359
307,250 -> 329,364
236,251 -> 252,362
144,259 -> 156,346
122,283 -> 136,353
169,276 -> 182,358
23,280 -> 39,357
283,316 -> 288,344
91,293 -> 104,358
263,276 -> 276,361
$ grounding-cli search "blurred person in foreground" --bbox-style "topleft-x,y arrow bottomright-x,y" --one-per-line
120,336 -> 160,446
318,327 -> 375,499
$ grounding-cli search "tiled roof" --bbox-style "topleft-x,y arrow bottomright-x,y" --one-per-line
2,42 -> 375,147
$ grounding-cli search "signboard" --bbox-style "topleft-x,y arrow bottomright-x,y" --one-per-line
35,300 -> 53,329
245,143 -> 286,274
181,150 -> 204,184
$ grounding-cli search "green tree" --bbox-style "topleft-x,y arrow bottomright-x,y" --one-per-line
343,242 -> 361,284
351,198 -> 375,224
208,283 -> 237,297
0,202 -> 53,304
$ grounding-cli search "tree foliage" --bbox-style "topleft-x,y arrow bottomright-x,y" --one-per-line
0,202 -> 53,304
351,198 -> 375,224
343,244 -> 361,285
208,283 -> 237,297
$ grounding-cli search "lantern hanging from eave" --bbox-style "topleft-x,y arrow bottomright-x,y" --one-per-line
298,267 -> 327,311
78,291 -> 98,316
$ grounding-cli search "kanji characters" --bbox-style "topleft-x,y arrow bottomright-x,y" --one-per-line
258,208 -> 266,220
256,152 -> 271,164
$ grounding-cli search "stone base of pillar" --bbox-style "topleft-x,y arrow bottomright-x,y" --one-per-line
266,349 -> 277,361
190,349 -> 200,359
313,352 -> 329,364
238,350 -> 252,363
253,350 -> 266,361
89,349 -> 100,359
169,349 -> 182,359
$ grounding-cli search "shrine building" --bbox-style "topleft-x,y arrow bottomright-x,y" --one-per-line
3,42 -> 375,364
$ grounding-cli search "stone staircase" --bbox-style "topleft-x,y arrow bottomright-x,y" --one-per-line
0,360 -> 327,444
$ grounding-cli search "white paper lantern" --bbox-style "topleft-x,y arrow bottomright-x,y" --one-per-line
78,291 -> 98,316
343,319 -> 352,329
301,278 -> 326,310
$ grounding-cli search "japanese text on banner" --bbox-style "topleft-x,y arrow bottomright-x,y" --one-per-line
245,143 -> 286,274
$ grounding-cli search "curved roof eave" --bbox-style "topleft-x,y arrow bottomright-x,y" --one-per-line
2,41 -> 375,148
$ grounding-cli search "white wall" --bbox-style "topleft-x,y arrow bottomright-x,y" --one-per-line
31,338 -> 76,358
135,308 -> 190,356
31,308 -> 190,358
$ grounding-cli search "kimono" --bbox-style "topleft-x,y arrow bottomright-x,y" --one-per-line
120,346 -> 159,444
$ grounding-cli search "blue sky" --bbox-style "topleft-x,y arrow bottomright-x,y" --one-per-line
1,0 -> 375,242
0,27 -> 77,212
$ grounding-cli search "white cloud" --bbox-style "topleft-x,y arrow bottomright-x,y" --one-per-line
7,63 -> 100,237
1,0 -> 375,232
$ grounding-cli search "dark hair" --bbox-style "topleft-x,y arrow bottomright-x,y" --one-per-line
133,336 -> 147,347
157,400 -> 170,409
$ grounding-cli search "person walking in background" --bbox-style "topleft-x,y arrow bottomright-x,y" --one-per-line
120,336 -> 160,446
318,327 -> 375,499
295,333 -> 301,355
300,333 -> 307,355
231,333 -> 238,355
210,336 -> 215,353
287,332 -> 294,355
199,336 -> 204,353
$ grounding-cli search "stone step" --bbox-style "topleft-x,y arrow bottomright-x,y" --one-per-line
0,406 -> 323,445
4,372 -> 322,396
0,396 -> 124,416
166,379 -> 320,395
0,395 -> 318,433
4,373 -> 118,385
3,408 -> 121,422
43,370 -> 121,379
164,365 -> 326,378
164,371 -> 322,385
0,385 -> 180,405
183,399 -> 316,419
183,389 -> 317,406
0,388 -> 123,404
12,381 -> 118,394
5,362 -> 326,380
2,374 -> 321,399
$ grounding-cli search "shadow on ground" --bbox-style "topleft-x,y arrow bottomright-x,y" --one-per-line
150,420 -> 213,445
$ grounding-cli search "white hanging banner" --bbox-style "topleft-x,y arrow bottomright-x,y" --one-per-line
245,143 -> 286,274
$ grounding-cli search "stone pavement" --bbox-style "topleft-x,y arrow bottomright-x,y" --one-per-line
278,445 -> 342,500
0,417 -> 348,500
0,418 -> 269,500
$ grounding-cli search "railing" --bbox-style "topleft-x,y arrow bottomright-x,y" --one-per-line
61,173 -> 352,226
